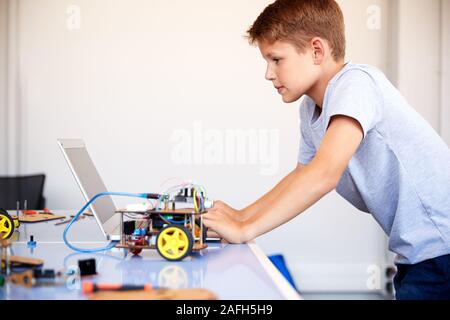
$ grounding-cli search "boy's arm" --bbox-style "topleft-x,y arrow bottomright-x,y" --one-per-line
211,164 -> 305,222
205,166 -> 304,239
239,164 -> 305,220
203,115 -> 364,243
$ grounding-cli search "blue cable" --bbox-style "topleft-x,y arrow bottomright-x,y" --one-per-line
63,192 -> 148,253
160,216 -> 188,225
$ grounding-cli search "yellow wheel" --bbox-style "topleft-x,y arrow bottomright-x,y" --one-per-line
156,225 -> 193,261
0,209 -> 15,239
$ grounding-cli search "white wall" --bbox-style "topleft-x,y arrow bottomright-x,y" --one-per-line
1,0 -> 22,175
392,0 -> 442,130
3,0 -> 444,293
0,0 -> 8,174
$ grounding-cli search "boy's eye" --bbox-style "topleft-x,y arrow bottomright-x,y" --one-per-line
273,58 -> 280,64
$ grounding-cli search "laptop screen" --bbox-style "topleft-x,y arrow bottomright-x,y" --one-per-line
58,139 -> 117,225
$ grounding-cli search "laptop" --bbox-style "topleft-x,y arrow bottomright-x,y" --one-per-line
57,139 -> 121,240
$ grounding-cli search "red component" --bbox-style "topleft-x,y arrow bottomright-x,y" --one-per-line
23,210 -> 38,215
129,236 -> 145,255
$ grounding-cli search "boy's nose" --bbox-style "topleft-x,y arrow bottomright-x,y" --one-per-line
265,66 -> 275,81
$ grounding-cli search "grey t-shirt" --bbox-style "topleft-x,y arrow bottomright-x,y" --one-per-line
298,62 -> 450,265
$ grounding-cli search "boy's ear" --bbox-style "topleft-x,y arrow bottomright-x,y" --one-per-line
311,37 -> 325,64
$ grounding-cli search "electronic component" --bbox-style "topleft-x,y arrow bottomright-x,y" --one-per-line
27,235 -> 37,248
123,221 -> 136,235
34,269 -> 56,279
125,203 -> 153,211
78,258 -> 97,276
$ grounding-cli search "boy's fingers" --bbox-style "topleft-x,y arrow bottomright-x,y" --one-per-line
205,208 -> 226,217
203,219 -> 211,227
206,230 -> 220,238
203,218 -> 218,229
203,213 -> 217,220
213,201 -> 231,210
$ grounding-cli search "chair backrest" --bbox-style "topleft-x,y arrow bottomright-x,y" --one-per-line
0,174 -> 46,210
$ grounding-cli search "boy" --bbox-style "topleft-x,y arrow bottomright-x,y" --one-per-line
203,0 -> 450,300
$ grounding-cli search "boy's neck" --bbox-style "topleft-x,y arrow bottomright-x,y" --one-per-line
307,60 -> 346,109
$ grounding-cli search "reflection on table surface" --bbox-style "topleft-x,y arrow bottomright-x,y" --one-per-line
1,214 -> 286,299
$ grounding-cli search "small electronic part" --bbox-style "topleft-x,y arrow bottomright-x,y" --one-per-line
123,221 -> 135,235
129,236 -> 146,255
125,203 -> 153,212
203,199 -> 214,209
27,235 -> 37,248
34,269 -> 56,279
133,228 -> 147,237
78,258 -> 97,276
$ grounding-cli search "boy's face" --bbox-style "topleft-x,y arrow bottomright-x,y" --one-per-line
258,40 -> 320,103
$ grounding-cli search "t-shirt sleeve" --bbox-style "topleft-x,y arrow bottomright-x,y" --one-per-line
324,70 -> 380,138
298,125 -> 316,165
298,103 -> 316,165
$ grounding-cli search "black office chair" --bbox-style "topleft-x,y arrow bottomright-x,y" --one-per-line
0,174 -> 46,210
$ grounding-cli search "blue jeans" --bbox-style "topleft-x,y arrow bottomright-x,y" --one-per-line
394,254 -> 450,300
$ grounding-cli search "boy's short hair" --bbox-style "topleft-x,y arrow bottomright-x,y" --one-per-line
247,0 -> 346,62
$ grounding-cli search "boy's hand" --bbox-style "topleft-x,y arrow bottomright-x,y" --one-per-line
208,200 -> 245,221
203,208 -> 248,244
